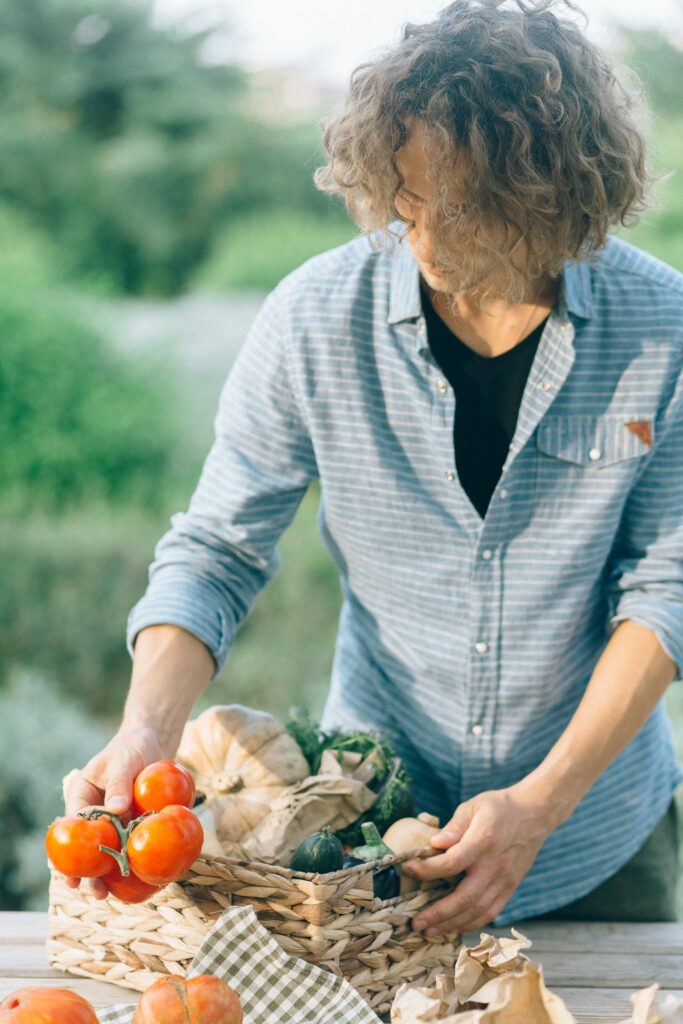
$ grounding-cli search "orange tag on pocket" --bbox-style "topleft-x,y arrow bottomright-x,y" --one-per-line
624,420 -> 652,447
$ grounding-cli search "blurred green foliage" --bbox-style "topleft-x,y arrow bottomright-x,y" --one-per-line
616,115 -> 683,271
0,489 -> 337,721
0,670 -> 109,909
0,0 -> 352,296
192,208 -> 358,291
0,290 -> 188,514
0,203 -> 65,291
0,509 -> 165,715
618,28 -> 683,117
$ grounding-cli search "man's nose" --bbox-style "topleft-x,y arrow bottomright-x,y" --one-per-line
414,232 -> 436,265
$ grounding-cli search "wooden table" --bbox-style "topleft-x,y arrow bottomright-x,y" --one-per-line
2,913 -> 682,1022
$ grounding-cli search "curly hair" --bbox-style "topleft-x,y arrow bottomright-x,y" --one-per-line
314,0 -> 654,306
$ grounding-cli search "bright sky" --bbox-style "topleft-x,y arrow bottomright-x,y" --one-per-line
152,0 -> 683,85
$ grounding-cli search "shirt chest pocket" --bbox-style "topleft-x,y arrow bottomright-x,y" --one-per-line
536,414 -> 654,467
534,414 -> 654,510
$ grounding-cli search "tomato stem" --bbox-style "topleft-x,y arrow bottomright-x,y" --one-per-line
77,807 -> 155,883
99,844 -> 130,876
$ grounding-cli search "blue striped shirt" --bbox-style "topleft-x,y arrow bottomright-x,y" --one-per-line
127,227 -> 683,924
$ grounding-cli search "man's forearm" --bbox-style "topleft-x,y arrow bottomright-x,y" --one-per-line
515,620 -> 678,830
120,624 -> 216,754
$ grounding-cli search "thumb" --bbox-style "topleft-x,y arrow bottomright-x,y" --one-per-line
430,802 -> 472,849
104,774 -> 134,816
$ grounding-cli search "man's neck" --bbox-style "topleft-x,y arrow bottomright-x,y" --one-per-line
424,273 -> 561,359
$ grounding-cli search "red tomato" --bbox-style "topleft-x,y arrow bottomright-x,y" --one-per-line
0,987 -> 98,1024
103,862 -> 163,903
132,760 -> 196,816
128,805 -> 203,886
45,815 -> 120,878
132,975 -> 242,1024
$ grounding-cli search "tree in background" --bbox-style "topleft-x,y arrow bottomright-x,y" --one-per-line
0,0 -> 347,295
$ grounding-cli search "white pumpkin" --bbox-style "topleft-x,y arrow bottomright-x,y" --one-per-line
176,704 -> 309,844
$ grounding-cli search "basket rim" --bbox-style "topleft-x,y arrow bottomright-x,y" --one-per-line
191,845 -> 434,881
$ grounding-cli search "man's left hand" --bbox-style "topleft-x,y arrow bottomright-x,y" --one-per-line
404,783 -> 557,934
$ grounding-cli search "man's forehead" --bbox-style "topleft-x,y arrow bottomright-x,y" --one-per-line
395,115 -> 466,191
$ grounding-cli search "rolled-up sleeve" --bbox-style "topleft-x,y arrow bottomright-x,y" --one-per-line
605,346 -> 683,682
126,276 -> 318,678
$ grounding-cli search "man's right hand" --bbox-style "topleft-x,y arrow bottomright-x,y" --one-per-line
61,725 -> 175,900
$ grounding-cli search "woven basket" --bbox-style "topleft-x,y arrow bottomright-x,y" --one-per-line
47,846 -> 460,1018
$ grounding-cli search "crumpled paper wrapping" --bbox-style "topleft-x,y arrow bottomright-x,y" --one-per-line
392,929 -> 683,1024
619,984 -> 683,1024
238,749 -> 378,864
391,928 -> 574,1024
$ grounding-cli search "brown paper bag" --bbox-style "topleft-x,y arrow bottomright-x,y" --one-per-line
391,928 -> 576,1024
237,750 -> 377,864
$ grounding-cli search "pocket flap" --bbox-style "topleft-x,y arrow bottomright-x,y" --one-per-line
536,415 -> 654,467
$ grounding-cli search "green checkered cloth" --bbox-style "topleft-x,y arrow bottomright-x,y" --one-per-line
97,904 -> 382,1024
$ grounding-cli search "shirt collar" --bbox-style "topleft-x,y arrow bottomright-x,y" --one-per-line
387,224 -> 594,325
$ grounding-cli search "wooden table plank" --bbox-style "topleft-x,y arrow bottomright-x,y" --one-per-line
464,920 -> 683,954
0,913 -> 53,943
551,986 -> 681,1024
0,975 -> 141,1009
526,950 -> 683,989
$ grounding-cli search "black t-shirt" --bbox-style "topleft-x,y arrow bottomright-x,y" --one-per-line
421,281 -> 548,519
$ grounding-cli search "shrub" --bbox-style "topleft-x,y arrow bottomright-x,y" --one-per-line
0,508 -> 167,716
0,290 -> 187,514
191,208 -> 357,292
0,669 -> 110,909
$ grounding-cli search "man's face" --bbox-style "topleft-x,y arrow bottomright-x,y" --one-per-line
394,117 -> 457,289
393,116 -> 508,301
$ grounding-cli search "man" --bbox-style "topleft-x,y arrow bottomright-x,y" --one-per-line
64,0 -> 683,931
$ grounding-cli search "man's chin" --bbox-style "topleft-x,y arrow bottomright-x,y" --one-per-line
420,268 -> 475,300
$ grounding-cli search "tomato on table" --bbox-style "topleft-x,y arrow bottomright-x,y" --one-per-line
132,975 -> 242,1024
0,988 -> 98,1024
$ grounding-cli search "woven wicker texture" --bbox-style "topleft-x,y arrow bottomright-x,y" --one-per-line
48,849 -> 460,1016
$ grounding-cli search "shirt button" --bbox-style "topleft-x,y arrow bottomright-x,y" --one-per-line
436,378 -> 449,394
471,723 -> 484,737
537,379 -> 551,391
499,488 -> 508,499
482,548 -> 493,560
475,641 -> 489,654
588,447 -> 602,461
445,470 -> 456,480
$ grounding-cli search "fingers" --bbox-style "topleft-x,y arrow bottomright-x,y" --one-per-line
103,778 -> 132,817
61,762 -> 128,895
404,821 -> 492,881
64,770 -> 105,819
413,872 -> 505,935
63,876 -> 109,899
429,803 -> 471,849
64,763 -> 133,819
89,878 -> 109,900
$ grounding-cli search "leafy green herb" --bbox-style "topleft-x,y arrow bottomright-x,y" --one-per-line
285,707 -> 321,773
285,710 -> 415,847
